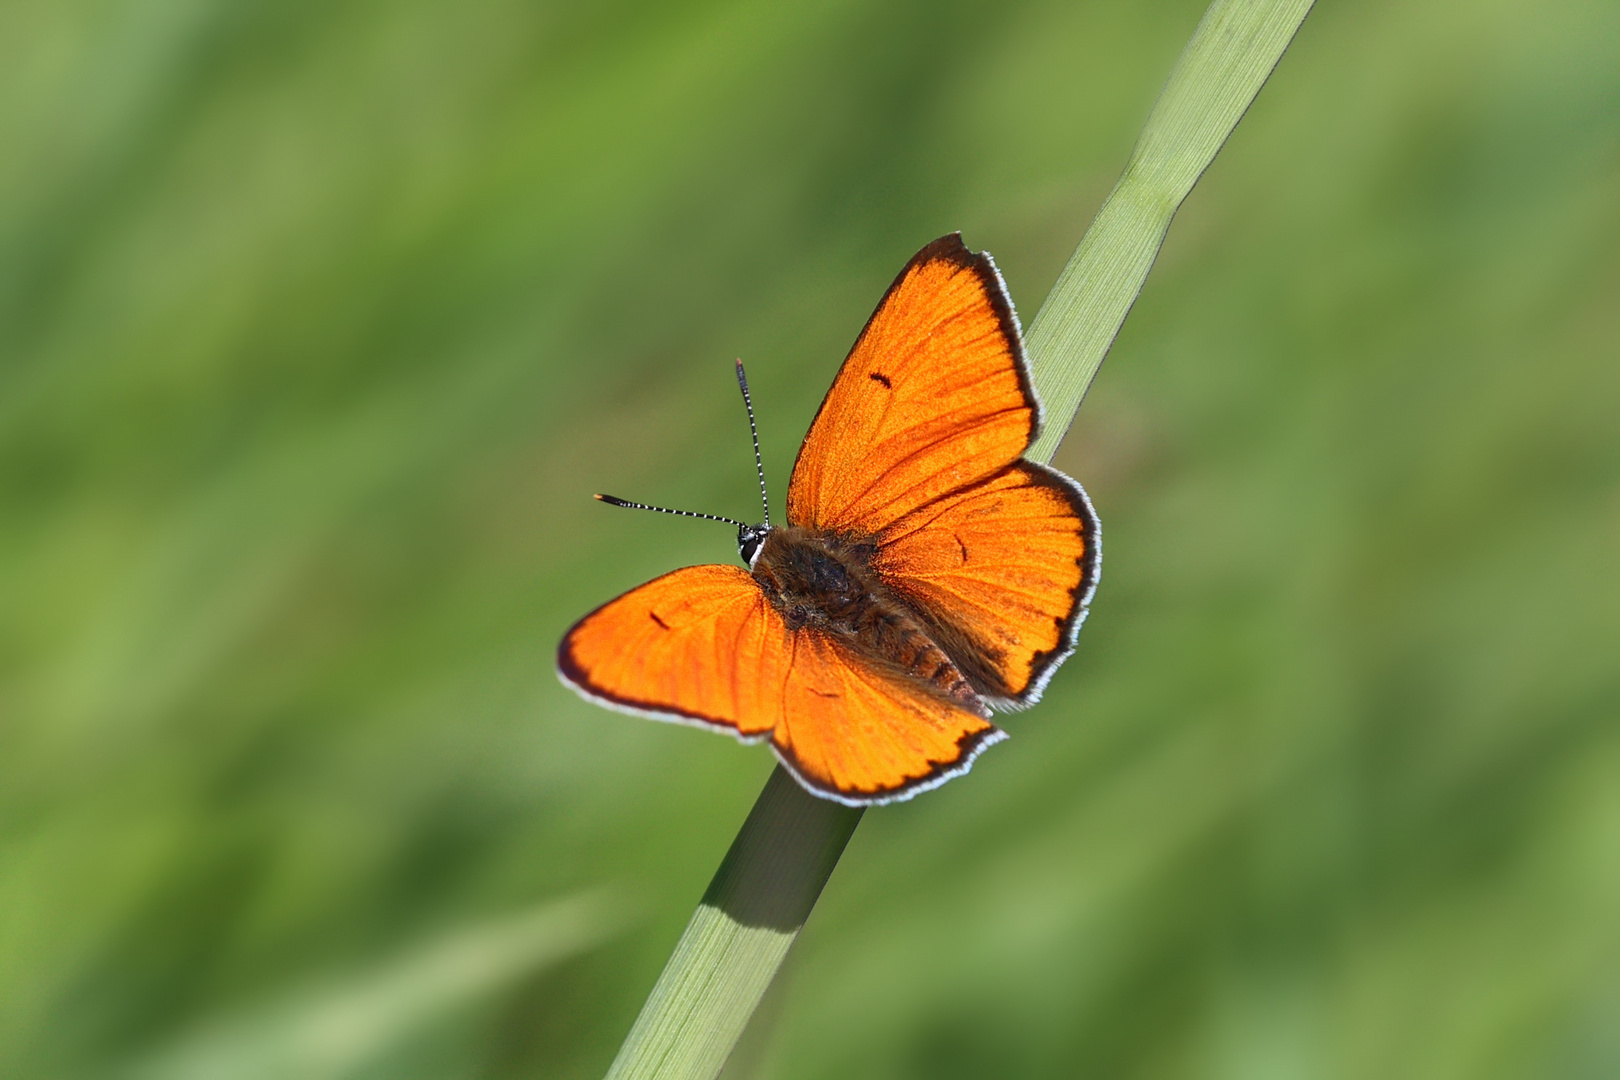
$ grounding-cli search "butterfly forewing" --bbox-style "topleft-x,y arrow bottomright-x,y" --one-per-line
558,565 -> 784,738
785,235 -> 1037,536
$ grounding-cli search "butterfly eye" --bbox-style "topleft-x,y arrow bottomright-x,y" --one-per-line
738,523 -> 771,569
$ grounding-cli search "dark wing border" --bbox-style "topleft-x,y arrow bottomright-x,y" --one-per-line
770,719 -> 1009,808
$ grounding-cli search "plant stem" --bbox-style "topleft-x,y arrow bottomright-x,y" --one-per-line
603,2 -> 1315,1077
604,769 -> 861,1080
1026,0 -> 1317,461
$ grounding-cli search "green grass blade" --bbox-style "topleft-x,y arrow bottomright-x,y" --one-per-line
605,2 -> 1315,1076
604,769 -> 860,1080
1026,0 -> 1316,463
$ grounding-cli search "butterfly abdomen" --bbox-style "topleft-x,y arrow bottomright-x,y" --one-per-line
751,527 -> 988,717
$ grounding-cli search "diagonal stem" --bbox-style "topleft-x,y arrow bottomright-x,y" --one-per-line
605,770 -> 860,1080
602,2 -> 1315,1077
1026,0 -> 1317,459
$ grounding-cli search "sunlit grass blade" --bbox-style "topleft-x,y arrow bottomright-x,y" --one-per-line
1026,0 -> 1317,462
604,2 -> 1316,1077
604,769 -> 860,1080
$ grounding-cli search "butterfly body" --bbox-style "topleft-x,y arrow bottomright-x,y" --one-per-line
560,234 -> 1099,805
749,525 -> 988,718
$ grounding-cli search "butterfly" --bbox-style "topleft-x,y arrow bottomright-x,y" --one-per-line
557,234 -> 1099,805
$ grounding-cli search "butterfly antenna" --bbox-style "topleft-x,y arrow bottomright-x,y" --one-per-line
734,359 -> 770,527
593,493 -> 748,529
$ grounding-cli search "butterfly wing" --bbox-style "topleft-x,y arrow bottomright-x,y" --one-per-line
786,233 -> 1099,708
768,630 -> 1005,805
557,565 -> 786,739
873,461 -> 1098,707
785,234 -> 1038,535
558,564 -> 1003,804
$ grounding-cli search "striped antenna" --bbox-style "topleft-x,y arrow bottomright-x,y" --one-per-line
593,494 -> 748,529
734,359 -> 770,527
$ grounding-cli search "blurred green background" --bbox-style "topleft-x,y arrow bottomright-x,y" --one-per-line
3,0 -> 1618,1077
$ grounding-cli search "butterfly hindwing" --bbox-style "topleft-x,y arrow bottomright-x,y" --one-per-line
872,461 -> 1099,707
769,630 -> 1005,805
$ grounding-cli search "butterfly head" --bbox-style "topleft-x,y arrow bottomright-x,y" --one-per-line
738,522 -> 771,569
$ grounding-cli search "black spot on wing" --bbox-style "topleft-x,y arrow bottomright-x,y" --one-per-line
868,372 -> 892,388
649,612 -> 671,631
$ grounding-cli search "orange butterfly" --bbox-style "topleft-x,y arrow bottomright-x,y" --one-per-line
558,235 -> 1099,805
